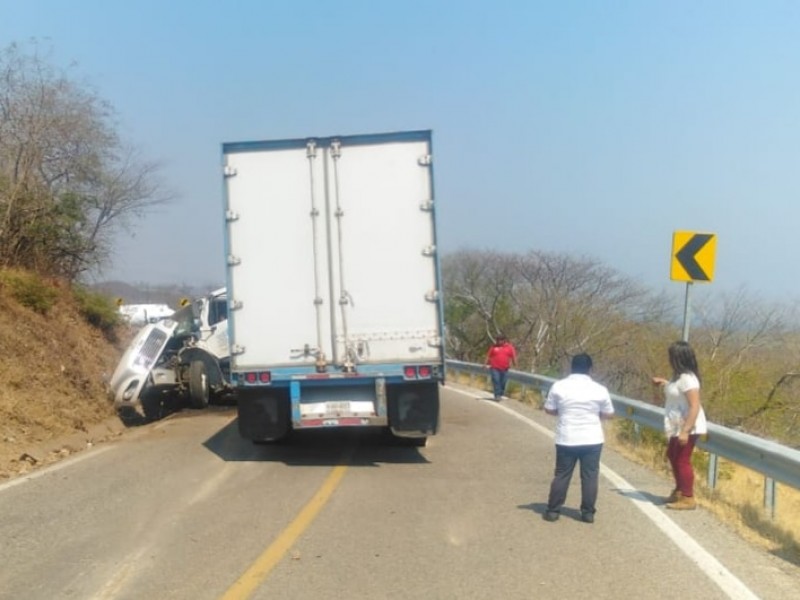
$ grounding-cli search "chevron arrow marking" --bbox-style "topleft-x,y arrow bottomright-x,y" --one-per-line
676,233 -> 713,281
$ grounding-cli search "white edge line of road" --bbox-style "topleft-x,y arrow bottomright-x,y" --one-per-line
468,391 -> 760,600
0,445 -> 114,493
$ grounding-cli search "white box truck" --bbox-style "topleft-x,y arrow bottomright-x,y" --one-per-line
222,130 -> 443,445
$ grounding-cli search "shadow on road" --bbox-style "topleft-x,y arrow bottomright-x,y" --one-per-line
202,418 -> 431,468
614,488 -> 668,505
517,502 -> 586,522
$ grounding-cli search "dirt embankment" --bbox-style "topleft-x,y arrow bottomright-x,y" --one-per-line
0,285 -> 128,481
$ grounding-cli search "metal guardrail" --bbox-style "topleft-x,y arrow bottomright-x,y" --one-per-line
446,360 -> 800,515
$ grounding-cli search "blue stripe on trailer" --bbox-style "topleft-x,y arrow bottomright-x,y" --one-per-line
290,380 -> 301,423
223,130 -> 431,154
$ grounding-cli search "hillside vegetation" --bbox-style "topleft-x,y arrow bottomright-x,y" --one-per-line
0,270 -> 126,480
443,249 -> 800,449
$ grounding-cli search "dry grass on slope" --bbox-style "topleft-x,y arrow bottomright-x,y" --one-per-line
608,430 -> 800,566
0,282 -> 124,481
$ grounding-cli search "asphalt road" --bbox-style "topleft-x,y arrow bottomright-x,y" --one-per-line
1,386 -> 798,600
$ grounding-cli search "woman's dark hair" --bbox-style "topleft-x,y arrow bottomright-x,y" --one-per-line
668,341 -> 701,382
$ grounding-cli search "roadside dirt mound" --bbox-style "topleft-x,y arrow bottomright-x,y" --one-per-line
0,284 -> 127,481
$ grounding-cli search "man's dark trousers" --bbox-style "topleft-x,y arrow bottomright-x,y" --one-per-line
547,443 -> 603,515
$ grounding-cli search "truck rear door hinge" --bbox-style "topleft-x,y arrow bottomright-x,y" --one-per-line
227,255 -> 242,266
422,245 -> 436,257
425,290 -> 440,302
420,200 -> 434,212
226,210 -> 240,222
230,344 -> 245,355
418,154 -> 432,166
230,300 -> 243,310
223,165 -> 237,177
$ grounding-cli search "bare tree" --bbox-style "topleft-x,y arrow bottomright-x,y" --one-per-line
0,41 -> 171,281
696,286 -> 786,366
442,248 -> 667,376
689,287 -> 790,422
442,248 -> 800,446
442,250 -> 520,360
510,250 -> 661,372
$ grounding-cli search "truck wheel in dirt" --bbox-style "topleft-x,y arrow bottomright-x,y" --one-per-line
188,360 -> 210,408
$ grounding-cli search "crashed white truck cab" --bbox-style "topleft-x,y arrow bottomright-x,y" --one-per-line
108,288 -> 230,423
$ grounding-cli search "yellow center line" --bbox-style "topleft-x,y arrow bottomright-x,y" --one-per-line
219,455 -> 352,600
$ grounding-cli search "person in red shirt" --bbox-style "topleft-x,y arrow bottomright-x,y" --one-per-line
484,334 -> 517,400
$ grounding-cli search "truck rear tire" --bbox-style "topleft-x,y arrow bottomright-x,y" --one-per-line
237,391 -> 291,442
387,431 -> 427,447
388,382 -> 440,437
189,360 -> 210,409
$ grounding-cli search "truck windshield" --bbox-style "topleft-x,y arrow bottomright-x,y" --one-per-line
170,304 -> 196,337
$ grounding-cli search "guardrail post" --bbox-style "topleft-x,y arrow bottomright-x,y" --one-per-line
707,453 -> 719,489
764,477 -> 776,519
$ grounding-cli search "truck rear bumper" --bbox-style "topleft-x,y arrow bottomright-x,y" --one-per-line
236,379 -> 439,442
296,415 -> 389,429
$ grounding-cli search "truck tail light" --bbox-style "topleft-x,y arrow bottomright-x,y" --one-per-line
243,371 -> 271,384
404,365 -> 433,380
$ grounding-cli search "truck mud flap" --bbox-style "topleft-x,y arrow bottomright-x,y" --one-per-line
237,390 -> 291,442
388,382 -> 440,436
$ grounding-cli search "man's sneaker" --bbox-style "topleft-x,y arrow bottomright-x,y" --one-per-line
543,511 -> 560,522
666,495 -> 697,510
581,511 -> 595,524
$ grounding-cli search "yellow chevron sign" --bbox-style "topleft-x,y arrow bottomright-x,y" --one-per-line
671,231 -> 717,282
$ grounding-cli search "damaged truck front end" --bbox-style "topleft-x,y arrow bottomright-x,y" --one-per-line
108,288 -> 230,424
108,319 -> 180,423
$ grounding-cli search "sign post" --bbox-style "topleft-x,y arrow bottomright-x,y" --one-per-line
681,283 -> 693,342
670,231 -> 717,341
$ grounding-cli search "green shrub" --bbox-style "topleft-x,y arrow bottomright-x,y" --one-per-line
0,269 -> 59,314
615,419 -> 665,447
73,286 -> 122,336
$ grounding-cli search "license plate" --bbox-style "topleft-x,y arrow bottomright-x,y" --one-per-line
326,401 -> 351,413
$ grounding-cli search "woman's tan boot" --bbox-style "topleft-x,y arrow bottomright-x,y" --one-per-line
666,489 -> 681,503
666,494 -> 697,510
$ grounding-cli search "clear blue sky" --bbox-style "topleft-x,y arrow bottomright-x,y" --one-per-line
4,1 -> 800,303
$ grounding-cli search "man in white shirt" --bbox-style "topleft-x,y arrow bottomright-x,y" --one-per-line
543,353 -> 615,523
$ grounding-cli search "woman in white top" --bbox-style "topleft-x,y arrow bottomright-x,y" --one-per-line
652,341 -> 707,510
